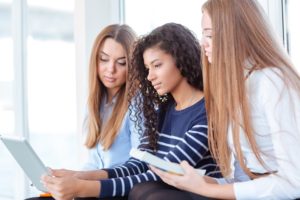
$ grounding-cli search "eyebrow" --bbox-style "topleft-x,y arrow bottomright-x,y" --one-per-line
150,59 -> 159,65
100,51 -> 108,56
203,28 -> 212,31
144,59 -> 159,68
99,51 -> 126,60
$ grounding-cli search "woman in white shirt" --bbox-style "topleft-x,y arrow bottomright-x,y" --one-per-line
150,0 -> 300,199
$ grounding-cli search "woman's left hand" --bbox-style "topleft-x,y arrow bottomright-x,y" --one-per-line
150,160 -> 208,194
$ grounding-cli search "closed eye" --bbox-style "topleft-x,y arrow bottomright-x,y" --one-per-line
100,58 -> 108,62
117,61 -> 126,66
154,63 -> 162,68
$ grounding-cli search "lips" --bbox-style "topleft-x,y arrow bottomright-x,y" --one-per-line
152,82 -> 161,90
104,76 -> 116,82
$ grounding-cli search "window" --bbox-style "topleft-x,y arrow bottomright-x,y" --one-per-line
124,0 -> 205,38
286,0 -> 300,73
0,0 -> 16,199
0,1 -> 77,199
26,0 -> 77,196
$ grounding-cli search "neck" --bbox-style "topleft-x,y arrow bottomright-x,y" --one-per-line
172,80 -> 203,110
106,89 -> 119,104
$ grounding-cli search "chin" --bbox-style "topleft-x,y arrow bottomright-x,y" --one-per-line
156,90 -> 165,96
208,57 -> 212,64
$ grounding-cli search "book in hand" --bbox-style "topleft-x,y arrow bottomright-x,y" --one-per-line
129,148 -> 206,176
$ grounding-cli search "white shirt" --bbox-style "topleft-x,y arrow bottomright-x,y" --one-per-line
217,68 -> 300,199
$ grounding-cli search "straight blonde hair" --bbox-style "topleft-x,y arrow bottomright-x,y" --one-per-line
85,24 -> 136,150
202,0 -> 300,178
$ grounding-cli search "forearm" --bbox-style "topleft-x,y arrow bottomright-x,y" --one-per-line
77,179 -> 101,198
75,170 -> 108,180
197,182 -> 235,200
203,175 -> 217,184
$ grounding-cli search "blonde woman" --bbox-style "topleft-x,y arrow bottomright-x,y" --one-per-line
83,24 -> 139,170
151,0 -> 300,199
26,24 -> 139,200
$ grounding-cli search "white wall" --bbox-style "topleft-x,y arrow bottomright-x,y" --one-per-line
258,0 -> 285,45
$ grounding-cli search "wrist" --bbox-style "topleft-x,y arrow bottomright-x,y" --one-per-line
193,177 -> 221,198
76,179 -> 100,198
74,171 -> 87,179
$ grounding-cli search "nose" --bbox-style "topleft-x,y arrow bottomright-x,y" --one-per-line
147,68 -> 155,82
200,37 -> 208,48
107,61 -> 116,74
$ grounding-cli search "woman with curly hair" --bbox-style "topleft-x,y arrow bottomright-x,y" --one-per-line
96,22 -> 220,200
125,22 -> 221,200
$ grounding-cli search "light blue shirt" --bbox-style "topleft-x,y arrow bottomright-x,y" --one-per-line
83,97 -> 141,170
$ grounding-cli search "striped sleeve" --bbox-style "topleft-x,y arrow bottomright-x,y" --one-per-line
103,136 -> 150,179
99,136 -> 157,197
163,121 -> 209,167
100,170 -> 159,197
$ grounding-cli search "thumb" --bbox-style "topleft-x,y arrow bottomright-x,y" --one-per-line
180,160 -> 194,173
50,169 -> 65,177
46,167 -> 54,176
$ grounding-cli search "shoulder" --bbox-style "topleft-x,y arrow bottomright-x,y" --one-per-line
248,67 -> 286,99
188,98 -> 208,128
248,67 -> 285,89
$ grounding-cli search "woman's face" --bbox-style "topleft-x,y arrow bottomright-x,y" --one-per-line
201,10 -> 213,63
98,38 -> 127,96
143,47 -> 183,96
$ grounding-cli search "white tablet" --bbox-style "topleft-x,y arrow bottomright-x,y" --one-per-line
0,135 -> 49,192
130,148 -> 206,176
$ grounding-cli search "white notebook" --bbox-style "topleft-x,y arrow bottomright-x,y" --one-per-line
130,148 -> 206,176
0,135 -> 49,192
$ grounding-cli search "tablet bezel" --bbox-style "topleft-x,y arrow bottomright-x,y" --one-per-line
0,135 -> 49,192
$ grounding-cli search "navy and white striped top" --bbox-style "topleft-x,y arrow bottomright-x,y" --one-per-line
100,98 -> 221,197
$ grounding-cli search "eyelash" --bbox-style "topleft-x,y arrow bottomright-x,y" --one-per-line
117,62 -> 126,66
99,58 -> 126,66
100,58 -> 108,62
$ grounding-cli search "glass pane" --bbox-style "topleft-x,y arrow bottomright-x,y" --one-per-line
125,0 -> 205,38
287,0 -> 300,73
0,0 -> 15,199
26,0 -> 77,196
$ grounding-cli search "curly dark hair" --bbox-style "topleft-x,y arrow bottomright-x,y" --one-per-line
128,23 -> 203,150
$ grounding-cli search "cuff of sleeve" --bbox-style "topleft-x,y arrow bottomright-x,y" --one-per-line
233,181 -> 256,200
103,168 -> 117,178
100,179 -> 113,198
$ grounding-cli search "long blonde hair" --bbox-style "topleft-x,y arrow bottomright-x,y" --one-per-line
202,0 -> 300,178
85,24 -> 136,150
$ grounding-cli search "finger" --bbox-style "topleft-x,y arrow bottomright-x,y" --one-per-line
149,166 -> 164,176
180,161 -> 193,173
44,167 -> 54,176
41,175 -> 57,185
52,169 -> 70,177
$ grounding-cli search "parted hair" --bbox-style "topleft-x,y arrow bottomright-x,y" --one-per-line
128,22 -> 203,150
85,24 -> 137,150
202,0 -> 300,178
